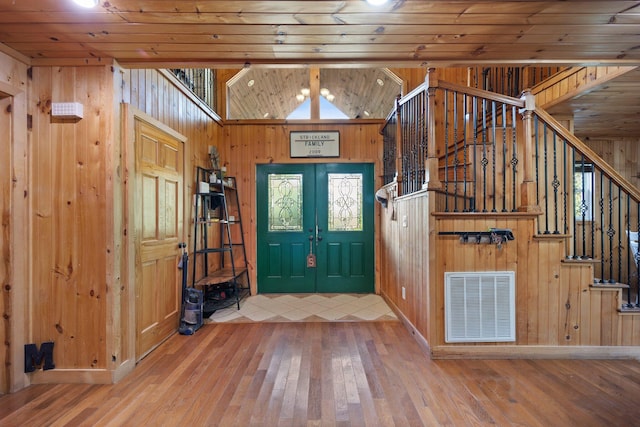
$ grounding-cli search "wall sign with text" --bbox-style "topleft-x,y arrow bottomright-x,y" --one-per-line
290,131 -> 340,158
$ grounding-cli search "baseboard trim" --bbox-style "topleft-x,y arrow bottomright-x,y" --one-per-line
29,368 -> 114,385
432,345 -> 640,361
380,291 -> 431,356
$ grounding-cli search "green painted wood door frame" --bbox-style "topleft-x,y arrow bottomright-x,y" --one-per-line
257,163 -> 374,293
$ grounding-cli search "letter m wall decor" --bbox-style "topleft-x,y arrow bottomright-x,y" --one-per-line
24,342 -> 55,373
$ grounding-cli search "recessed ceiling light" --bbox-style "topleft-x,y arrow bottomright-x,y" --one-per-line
247,79 -> 255,87
296,94 -> 305,102
364,110 -> 371,116
326,94 -> 335,102
320,87 -> 330,97
301,88 -> 310,97
73,0 -> 99,8
263,112 -> 270,118
366,0 -> 389,5
377,78 -> 385,86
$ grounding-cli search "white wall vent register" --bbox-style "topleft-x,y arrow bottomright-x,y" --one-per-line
51,102 -> 83,119
445,271 -> 516,343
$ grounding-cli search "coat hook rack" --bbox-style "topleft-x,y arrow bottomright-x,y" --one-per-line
439,228 -> 514,249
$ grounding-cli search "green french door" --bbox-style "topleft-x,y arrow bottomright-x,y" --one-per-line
257,163 -> 374,293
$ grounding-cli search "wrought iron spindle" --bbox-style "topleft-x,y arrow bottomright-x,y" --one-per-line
580,154 -> 587,254
562,139 -> 568,235
462,94 -> 469,211
543,123 -> 550,233
511,105 -> 518,212
598,171 -> 605,282
501,103 -> 508,212
617,186 -> 622,284
491,101 -> 497,212
626,197 -> 633,308
472,96 -> 479,212
552,133 -> 560,233
607,180 -> 615,283
453,91 -> 459,211
444,90 -> 450,211
534,116 -> 541,232
481,99 -> 488,212
636,203 -> 640,306
571,148 -> 579,258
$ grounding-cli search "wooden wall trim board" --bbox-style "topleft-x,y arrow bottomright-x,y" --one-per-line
0,43 -> 31,66
28,369 -> 115,385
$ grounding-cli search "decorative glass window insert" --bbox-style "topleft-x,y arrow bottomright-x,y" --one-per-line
574,161 -> 594,221
328,173 -> 363,231
268,174 -> 303,231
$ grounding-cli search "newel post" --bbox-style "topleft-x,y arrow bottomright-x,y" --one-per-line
518,89 -> 540,212
423,68 -> 442,190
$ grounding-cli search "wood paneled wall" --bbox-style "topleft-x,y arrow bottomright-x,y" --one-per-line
220,121 -> 385,294
380,191 -> 640,359
28,65 -> 114,371
1,60 -> 223,386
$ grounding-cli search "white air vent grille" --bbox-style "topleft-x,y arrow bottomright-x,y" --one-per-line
445,271 -> 516,343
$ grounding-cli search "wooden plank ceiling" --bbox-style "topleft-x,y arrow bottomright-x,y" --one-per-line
1,0 -> 640,136
1,0 -> 639,67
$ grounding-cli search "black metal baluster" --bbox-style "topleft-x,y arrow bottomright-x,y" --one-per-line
481,98 -> 488,212
598,171 -> 605,282
552,133 -> 560,233
511,105 -> 518,212
562,139 -> 568,235
501,103 -> 508,212
453,91 -> 459,212
543,123 -> 550,233
491,101 -> 497,212
636,203 -> 640,306
534,115 -> 541,233
580,155 -> 587,255
472,96 -> 478,212
444,90 -> 450,211
607,180 -> 615,283
625,196 -> 632,308
463,93 -> 469,212
571,149 -> 577,257
617,186 -> 622,284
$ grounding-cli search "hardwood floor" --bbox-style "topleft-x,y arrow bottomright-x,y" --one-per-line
2,321 -> 640,426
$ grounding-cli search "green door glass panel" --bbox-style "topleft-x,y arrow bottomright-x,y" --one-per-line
257,163 -> 374,293
268,173 -> 303,231
328,173 -> 363,231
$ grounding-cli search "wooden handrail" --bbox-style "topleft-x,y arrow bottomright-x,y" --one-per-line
435,80 -> 526,108
534,108 -> 640,204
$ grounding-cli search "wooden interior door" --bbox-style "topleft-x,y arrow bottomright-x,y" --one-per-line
135,118 -> 184,360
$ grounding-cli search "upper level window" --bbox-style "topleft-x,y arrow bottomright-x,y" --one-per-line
227,68 -> 402,120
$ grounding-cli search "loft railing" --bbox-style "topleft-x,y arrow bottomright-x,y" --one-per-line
170,68 -> 217,111
468,66 -> 565,98
436,83 -> 524,213
381,71 -> 640,308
